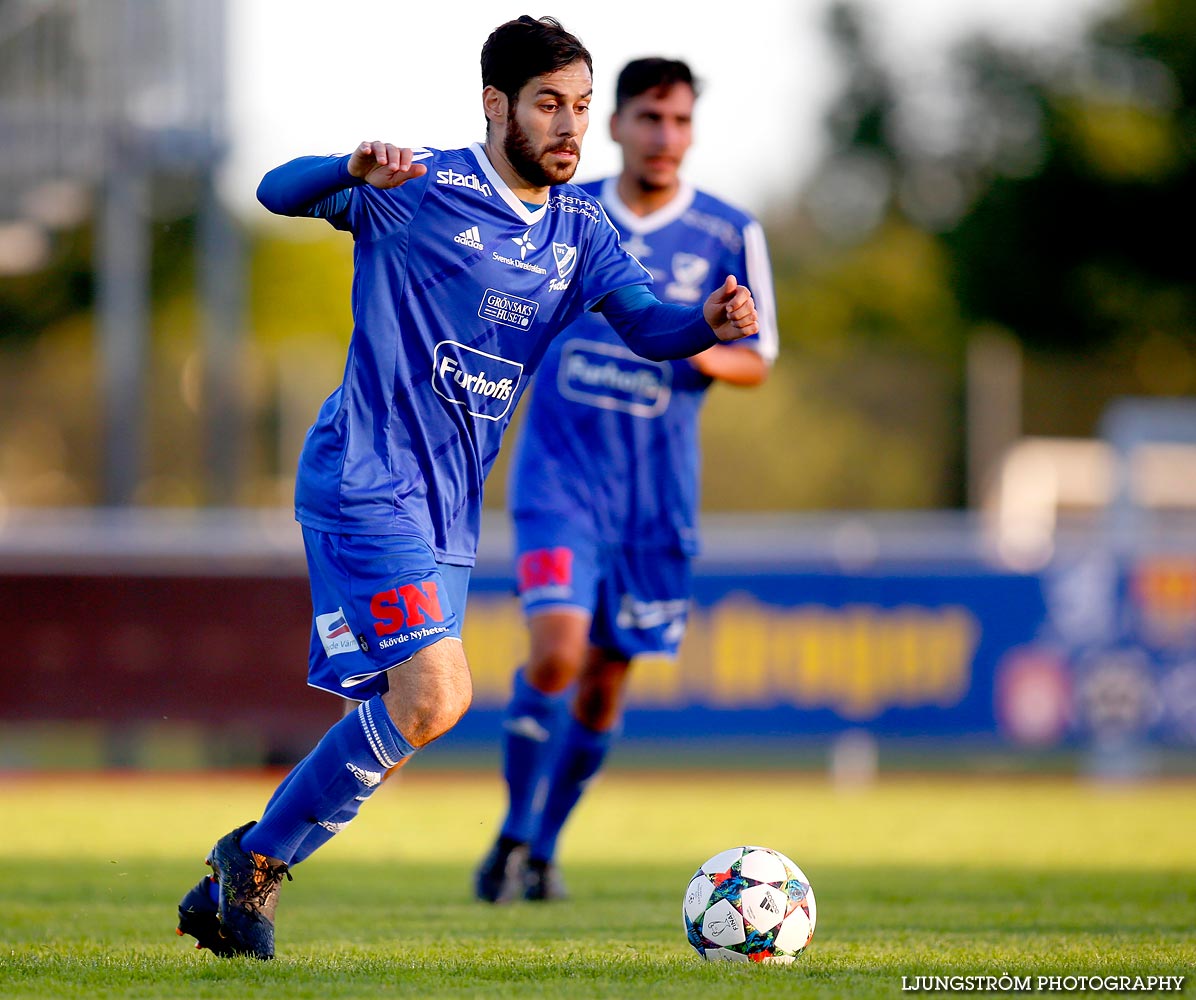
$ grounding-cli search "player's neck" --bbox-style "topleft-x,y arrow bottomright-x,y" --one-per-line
482,139 -> 549,207
616,173 -> 681,217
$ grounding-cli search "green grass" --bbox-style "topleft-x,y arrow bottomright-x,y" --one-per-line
0,770 -> 1193,998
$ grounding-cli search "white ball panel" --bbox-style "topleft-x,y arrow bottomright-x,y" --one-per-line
774,908 -> 813,954
740,848 -> 788,884
739,884 -> 787,932
701,898 -> 746,947
700,847 -> 745,875
805,885 -> 818,932
769,847 -> 801,873
683,874 -> 714,923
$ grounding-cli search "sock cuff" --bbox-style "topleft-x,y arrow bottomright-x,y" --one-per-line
566,714 -> 616,749
510,667 -> 567,722
358,696 -> 416,769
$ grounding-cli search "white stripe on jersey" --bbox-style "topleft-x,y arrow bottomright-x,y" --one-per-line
468,142 -> 549,226
743,220 -> 779,364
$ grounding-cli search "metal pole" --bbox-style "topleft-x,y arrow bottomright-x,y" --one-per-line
96,150 -> 148,506
198,174 -> 244,505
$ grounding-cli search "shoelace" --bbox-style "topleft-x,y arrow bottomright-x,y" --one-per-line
243,855 -> 293,906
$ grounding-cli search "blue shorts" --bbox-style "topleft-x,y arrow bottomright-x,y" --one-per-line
303,527 -> 470,700
513,514 -> 691,660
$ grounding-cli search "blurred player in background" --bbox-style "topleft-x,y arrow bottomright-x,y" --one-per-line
173,19 -> 761,960
476,57 -> 778,903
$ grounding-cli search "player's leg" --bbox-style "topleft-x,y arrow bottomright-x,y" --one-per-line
524,545 -> 691,901
475,522 -> 599,902
524,646 -> 630,900
179,531 -> 469,958
259,641 -> 462,872
283,704 -> 415,866
475,609 -> 590,901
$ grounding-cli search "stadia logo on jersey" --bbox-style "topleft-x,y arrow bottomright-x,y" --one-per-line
436,168 -> 493,197
371,581 -> 450,650
433,341 -> 524,421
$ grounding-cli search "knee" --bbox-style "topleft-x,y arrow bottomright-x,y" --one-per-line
525,643 -> 585,695
523,612 -> 591,694
397,681 -> 472,747
382,655 -> 473,748
574,660 -> 630,730
432,673 -> 473,737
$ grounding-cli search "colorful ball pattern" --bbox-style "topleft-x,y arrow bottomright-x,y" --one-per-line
682,845 -> 816,963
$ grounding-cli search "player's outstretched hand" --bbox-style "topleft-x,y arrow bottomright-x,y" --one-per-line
703,275 -> 759,342
348,141 -> 428,189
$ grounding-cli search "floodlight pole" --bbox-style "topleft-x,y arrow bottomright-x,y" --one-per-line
97,146 -> 149,507
199,174 -> 245,506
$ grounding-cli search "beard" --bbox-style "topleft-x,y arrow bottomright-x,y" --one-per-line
503,111 -> 580,187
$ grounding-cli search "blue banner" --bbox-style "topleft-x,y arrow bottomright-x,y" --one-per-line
444,563 -> 1050,747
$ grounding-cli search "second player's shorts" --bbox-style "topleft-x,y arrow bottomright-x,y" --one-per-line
513,514 -> 691,661
303,527 -> 470,700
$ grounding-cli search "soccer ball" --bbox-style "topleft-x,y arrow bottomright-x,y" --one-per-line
682,845 -> 816,963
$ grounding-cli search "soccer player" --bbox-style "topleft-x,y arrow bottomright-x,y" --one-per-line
173,18 -> 760,960
475,57 -> 777,903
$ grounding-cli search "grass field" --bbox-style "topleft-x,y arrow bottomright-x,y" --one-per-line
0,768 -> 1193,998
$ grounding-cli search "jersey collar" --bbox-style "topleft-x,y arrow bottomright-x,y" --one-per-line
470,143 -> 550,227
599,177 -> 696,234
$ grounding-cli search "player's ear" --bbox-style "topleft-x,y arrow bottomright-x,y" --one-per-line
609,110 -> 621,144
483,86 -> 508,129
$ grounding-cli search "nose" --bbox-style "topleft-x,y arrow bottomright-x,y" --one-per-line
556,107 -> 581,136
659,119 -> 684,149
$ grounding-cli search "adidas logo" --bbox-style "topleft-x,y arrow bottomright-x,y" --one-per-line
317,819 -> 350,834
454,225 -> 484,251
346,762 -> 382,788
502,715 -> 551,743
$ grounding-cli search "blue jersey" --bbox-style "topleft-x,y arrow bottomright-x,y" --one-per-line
509,178 -> 778,554
270,145 -> 655,565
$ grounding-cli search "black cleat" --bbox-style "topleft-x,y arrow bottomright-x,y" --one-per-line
205,821 -> 292,960
176,875 -> 236,955
474,836 -> 528,903
523,857 -> 567,902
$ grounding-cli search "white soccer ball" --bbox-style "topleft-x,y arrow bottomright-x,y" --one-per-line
682,845 -> 817,963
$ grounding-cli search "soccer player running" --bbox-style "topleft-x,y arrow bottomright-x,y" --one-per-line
475,58 -> 778,903
173,18 -> 760,960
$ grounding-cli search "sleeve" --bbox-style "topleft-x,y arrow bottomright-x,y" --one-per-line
256,150 -> 433,239
739,220 -> 779,365
256,155 -> 359,230
596,285 -> 718,361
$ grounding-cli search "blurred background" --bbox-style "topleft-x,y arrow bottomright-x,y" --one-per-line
1,0 -> 1193,777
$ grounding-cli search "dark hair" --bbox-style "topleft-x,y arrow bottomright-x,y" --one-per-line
481,15 -> 592,105
615,57 -> 701,112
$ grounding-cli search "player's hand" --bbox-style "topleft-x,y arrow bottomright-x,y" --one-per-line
703,275 -> 758,342
348,141 -> 428,189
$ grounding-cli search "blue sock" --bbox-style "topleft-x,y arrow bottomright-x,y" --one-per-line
241,696 -> 415,864
273,751 -> 374,866
530,717 -> 613,863
499,668 -> 567,843
288,798 -> 367,865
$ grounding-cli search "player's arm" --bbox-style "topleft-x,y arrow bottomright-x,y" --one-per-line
257,142 -> 427,218
689,219 -> 777,387
596,277 -> 758,362
688,343 -> 770,387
